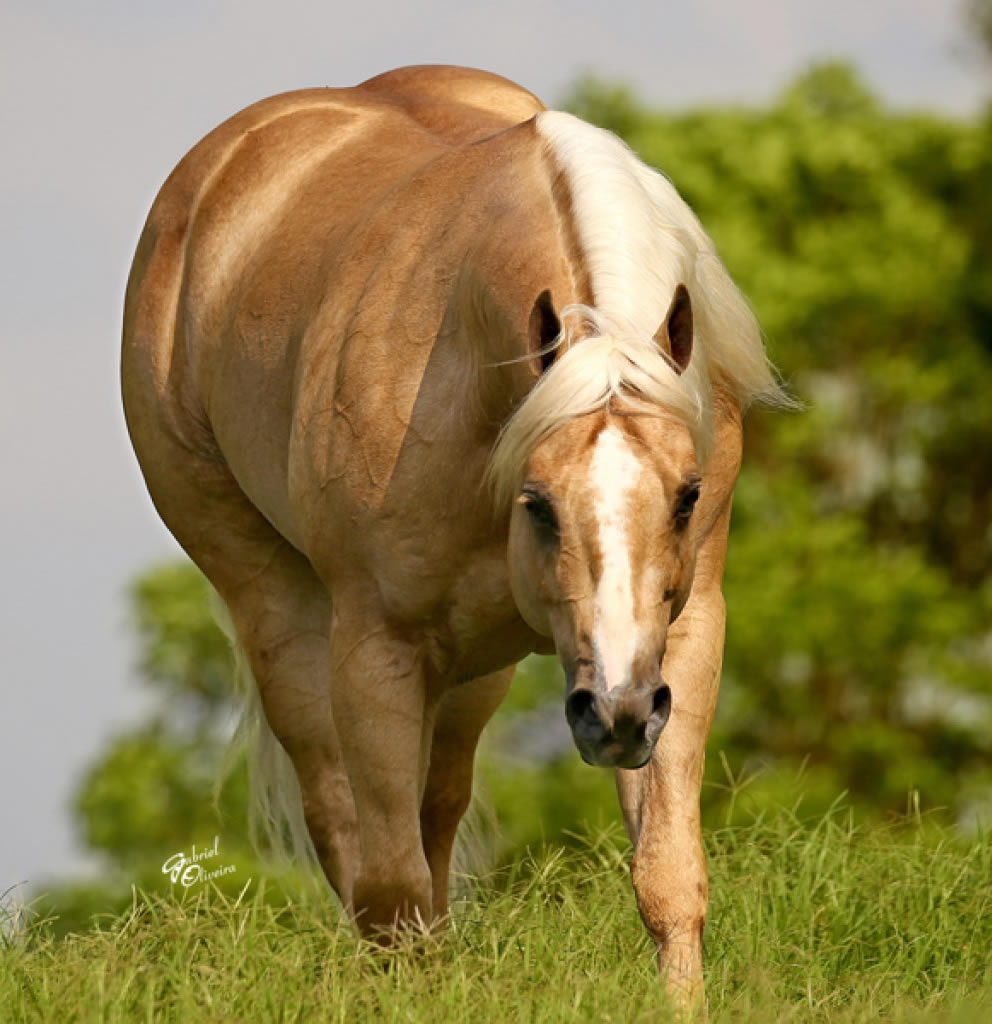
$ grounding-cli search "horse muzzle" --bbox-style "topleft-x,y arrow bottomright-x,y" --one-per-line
565,678 -> 672,769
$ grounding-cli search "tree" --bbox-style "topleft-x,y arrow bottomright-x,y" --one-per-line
967,0 -> 992,60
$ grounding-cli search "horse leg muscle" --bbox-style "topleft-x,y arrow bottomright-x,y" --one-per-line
420,668 -> 514,919
328,602 -> 438,935
221,561 -> 360,907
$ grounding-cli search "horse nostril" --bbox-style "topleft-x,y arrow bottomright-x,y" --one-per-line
566,688 -> 596,725
566,688 -> 609,747
651,684 -> 672,721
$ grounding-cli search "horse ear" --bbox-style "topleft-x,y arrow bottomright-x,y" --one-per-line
655,283 -> 693,373
529,289 -> 561,375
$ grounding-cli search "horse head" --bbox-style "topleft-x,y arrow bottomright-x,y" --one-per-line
496,286 -> 703,768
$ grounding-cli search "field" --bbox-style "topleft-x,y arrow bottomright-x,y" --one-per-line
4,806 -> 990,1023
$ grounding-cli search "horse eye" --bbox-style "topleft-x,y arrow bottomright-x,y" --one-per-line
521,490 -> 559,537
674,480 -> 700,530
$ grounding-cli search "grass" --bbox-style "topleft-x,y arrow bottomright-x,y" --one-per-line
3,806 -> 991,1023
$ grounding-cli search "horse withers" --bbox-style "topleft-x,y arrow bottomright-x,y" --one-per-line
121,65 -> 788,1005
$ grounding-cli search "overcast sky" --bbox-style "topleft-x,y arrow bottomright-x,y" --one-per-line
1,0 -> 987,901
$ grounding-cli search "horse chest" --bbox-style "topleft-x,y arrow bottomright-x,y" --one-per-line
369,542 -> 544,681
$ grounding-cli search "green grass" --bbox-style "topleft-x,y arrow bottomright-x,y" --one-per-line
4,807 -> 991,1023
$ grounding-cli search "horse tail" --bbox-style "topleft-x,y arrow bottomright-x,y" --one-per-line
450,785 -> 500,894
210,591 -> 320,875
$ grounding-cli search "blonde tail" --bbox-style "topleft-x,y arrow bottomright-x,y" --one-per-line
210,590 -> 319,874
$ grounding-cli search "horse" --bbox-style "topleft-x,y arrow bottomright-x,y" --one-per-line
121,64 -> 788,1007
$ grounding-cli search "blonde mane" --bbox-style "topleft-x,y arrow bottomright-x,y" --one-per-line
488,111 -> 790,508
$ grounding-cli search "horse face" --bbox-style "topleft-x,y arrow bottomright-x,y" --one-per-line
508,410 -> 700,769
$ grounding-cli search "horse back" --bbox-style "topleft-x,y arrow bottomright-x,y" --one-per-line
134,65 -> 542,274
356,65 -> 545,144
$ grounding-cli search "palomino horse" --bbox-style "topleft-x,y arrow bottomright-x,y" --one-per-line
122,65 -> 788,1005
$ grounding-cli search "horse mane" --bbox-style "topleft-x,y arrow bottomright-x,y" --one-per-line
488,111 -> 791,509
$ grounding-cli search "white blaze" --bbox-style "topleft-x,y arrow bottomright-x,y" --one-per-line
589,427 -> 640,691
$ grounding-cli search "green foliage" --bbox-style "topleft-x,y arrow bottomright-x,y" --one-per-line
8,811 -> 992,1022
131,563 -> 232,711
560,75 -> 644,138
75,723 -> 229,869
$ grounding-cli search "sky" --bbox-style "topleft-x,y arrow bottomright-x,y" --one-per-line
1,0 -> 987,901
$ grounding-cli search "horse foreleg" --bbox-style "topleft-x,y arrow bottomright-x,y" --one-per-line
329,605 -> 437,936
615,514 -> 730,1012
420,668 -> 514,919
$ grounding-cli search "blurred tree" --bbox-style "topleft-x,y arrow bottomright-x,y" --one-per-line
131,563 -> 233,714
557,75 -> 643,138
967,0 -> 992,59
